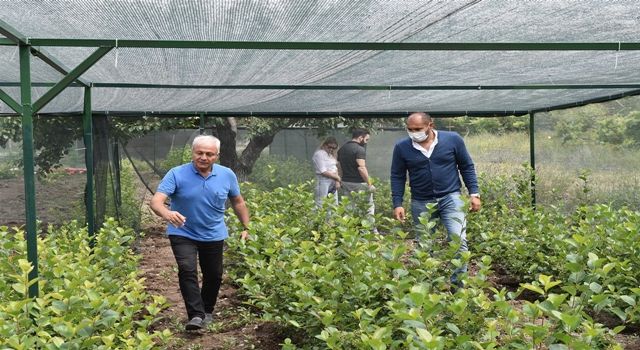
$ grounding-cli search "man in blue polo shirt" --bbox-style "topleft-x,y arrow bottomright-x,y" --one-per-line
391,112 -> 481,289
150,135 -> 250,331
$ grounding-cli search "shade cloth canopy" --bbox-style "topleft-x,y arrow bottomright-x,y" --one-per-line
1,0 -> 639,116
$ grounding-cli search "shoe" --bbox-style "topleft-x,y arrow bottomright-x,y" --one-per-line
203,313 -> 213,326
185,316 -> 203,330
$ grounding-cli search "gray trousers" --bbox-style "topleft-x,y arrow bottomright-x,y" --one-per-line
340,181 -> 375,216
314,175 -> 339,207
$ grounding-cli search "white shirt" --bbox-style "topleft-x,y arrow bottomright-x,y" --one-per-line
312,149 -> 338,175
411,130 -> 439,158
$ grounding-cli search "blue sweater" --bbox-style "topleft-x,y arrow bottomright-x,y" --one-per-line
390,131 -> 479,208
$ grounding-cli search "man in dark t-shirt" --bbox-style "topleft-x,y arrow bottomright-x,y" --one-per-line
337,128 -> 377,230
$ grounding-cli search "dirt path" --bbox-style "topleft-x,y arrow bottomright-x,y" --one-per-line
137,225 -> 286,350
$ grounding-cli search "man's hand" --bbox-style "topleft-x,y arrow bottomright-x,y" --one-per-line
394,207 -> 405,222
164,210 -> 186,228
470,196 -> 482,212
240,230 -> 249,240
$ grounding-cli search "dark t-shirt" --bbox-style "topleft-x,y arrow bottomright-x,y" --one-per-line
337,141 -> 366,183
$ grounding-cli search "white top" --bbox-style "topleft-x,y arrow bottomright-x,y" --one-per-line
312,149 -> 338,175
412,130 -> 439,158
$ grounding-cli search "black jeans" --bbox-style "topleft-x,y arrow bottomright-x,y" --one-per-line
169,235 -> 224,320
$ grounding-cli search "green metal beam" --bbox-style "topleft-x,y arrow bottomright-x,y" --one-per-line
25,39 -> 640,51
199,112 -> 205,135
0,19 -> 90,87
0,38 -> 15,46
0,19 -> 27,43
3,82 -> 640,91
13,110 -> 529,118
0,88 -> 22,114
30,49 -> 91,88
2,88 -> 639,120
531,88 -> 640,114
89,83 -> 640,90
20,44 -> 39,298
32,47 -> 112,113
83,87 -> 95,237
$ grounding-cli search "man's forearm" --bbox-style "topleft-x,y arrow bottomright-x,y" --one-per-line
232,201 -> 250,229
150,194 -> 170,219
357,166 -> 371,184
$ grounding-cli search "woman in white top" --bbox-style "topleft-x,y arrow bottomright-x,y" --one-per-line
311,137 -> 341,207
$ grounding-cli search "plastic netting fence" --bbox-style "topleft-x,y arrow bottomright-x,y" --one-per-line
2,98 -> 639,228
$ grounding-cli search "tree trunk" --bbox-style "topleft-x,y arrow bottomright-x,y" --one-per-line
214,117 -> 238,169
235,132 -> 278,181
93,115 -> 109,230
212,117 -> 281,182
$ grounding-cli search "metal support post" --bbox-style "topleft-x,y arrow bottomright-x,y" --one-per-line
199,113 -> 205,135
529,113 -> 536,208
20,44 -> 38,298
83,87 -> 95,236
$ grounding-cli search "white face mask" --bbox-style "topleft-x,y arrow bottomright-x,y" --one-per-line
408,131 -> 428,143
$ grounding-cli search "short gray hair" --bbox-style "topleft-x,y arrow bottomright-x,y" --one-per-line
192,135 -> 221,150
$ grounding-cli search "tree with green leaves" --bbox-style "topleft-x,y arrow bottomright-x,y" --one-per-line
0,115 -> 402,227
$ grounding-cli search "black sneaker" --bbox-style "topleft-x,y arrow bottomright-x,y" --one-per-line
186,316 -> 203,330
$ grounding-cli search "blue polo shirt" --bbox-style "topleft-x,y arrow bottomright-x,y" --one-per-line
156,162 -> 241,241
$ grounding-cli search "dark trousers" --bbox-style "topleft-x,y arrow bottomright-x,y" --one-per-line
169,235 -> 224,320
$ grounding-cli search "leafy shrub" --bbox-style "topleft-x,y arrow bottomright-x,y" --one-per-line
247,154 -> 314,191
552,105 -> 640,148
437,115 -> 528,135
105,160 -> 144,232
623,111 -> 640,148
471,171 -> 640,328
158,145 -> 190,173
226,183 -> 630,349
0,219 -> 171,349
0,149 -> 21,179
0,161 -> 20,179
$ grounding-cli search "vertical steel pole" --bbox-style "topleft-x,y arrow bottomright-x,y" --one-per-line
529,113 -> 536,208
83,87 -> 95,236
199,113 -> 205,135
19,44 -> 38,297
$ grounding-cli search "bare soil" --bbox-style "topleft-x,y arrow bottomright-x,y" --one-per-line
0,172 -> 86,226
137,224 -> 288,349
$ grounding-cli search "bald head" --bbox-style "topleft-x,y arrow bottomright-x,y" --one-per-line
405,112 -> 435,143
407,112 -> 432,125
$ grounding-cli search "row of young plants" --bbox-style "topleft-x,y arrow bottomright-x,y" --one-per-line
226,180 -> 637,349
470,171 -> 640,328
0,219 -> 171,349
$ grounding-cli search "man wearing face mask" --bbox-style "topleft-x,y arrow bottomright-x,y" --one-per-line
337,128 -> 377,229
390,112 -> 481,289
